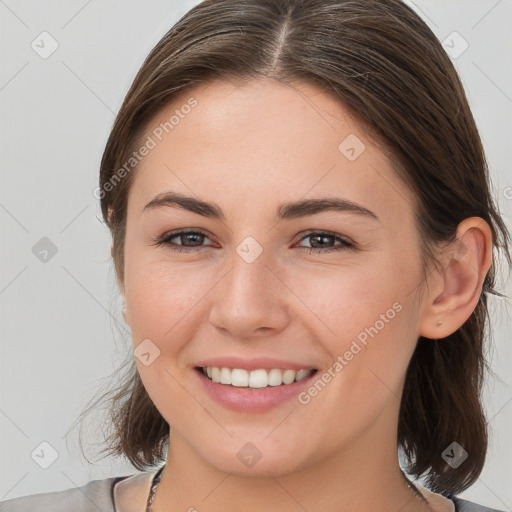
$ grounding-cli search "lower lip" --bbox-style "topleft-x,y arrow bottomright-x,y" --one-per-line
195,368 -> 317,412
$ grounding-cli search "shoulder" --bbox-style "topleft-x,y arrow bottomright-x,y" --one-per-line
0,475 -> 130,512
451,495 -> 506,512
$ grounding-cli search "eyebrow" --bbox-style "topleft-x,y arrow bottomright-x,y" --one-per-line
143,191 -> 380,222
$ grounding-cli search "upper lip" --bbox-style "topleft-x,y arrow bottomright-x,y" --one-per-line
195,356 -> 316,372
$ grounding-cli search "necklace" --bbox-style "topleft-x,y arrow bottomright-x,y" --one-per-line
145,465 -> 164,512
144,466 -> 429,512
401,470 -> 432,509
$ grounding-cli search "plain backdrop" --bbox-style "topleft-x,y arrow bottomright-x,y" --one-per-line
1,0 -> 511,509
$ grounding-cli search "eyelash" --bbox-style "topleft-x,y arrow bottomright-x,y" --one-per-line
153,229 -> 357,254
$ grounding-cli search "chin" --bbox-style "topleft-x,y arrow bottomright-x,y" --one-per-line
195,435 -> 315,477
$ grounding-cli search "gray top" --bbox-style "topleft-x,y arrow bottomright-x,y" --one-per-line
0,474 -> 506,512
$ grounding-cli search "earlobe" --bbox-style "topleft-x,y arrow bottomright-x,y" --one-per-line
418,217 -> 493,340
122,304 -> 130,324
119,285 -> 128,324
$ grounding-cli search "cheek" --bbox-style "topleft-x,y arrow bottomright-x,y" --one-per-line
289,254 -> 419,390
284,256 -> 405,341
125,263 -> 202,340
124,261 -> 206,421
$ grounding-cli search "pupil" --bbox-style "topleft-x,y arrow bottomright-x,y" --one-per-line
313,235 -> 331,248
184,233 -> 202,246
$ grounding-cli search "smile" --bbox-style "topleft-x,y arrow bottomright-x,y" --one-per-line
199,366 -> 316,389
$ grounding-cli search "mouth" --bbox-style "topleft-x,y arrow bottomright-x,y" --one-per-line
193,357 -> 320,411
196,366 -> 318,389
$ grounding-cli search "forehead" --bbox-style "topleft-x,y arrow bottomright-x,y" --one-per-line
127,77 -> 416,226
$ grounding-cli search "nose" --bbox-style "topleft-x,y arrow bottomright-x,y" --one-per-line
208,248 -> 291,341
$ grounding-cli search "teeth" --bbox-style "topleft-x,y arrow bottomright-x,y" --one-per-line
282,369 -> 296,385
201,367 -> 314,388
249,369 -> 268,388
231,368 -> 249,387
295,369 -> 310,382
267,368 -> 283,386
211,367 -> 221,383
219,367 -> 232,385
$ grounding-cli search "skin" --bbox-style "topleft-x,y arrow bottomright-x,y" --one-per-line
117,77 -> 492,512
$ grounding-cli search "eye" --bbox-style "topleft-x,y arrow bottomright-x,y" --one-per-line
296,231 -> 357,253
153,229 -> 213,253
153,229 -> 357,254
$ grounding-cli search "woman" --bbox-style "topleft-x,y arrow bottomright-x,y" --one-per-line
2,0 -> 510,511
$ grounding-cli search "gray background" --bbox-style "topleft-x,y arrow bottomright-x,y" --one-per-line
1,0 -> 511,508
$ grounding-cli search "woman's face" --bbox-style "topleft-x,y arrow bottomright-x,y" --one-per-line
122,78 -> 431,475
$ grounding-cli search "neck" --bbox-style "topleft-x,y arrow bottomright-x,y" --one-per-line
152,425 -> 434,512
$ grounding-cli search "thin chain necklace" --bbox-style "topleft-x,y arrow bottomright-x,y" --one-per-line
145,465 -> 164,512
144,466 -> 430,512
401,470 -> 433,510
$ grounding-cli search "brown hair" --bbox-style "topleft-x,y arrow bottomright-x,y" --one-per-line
81,0 -> 511,496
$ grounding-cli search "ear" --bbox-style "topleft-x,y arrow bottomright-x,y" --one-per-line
110,241 -> 130,325
120,285 -> 130,325
418,217 -> 493,339
122,302 -> 130,325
